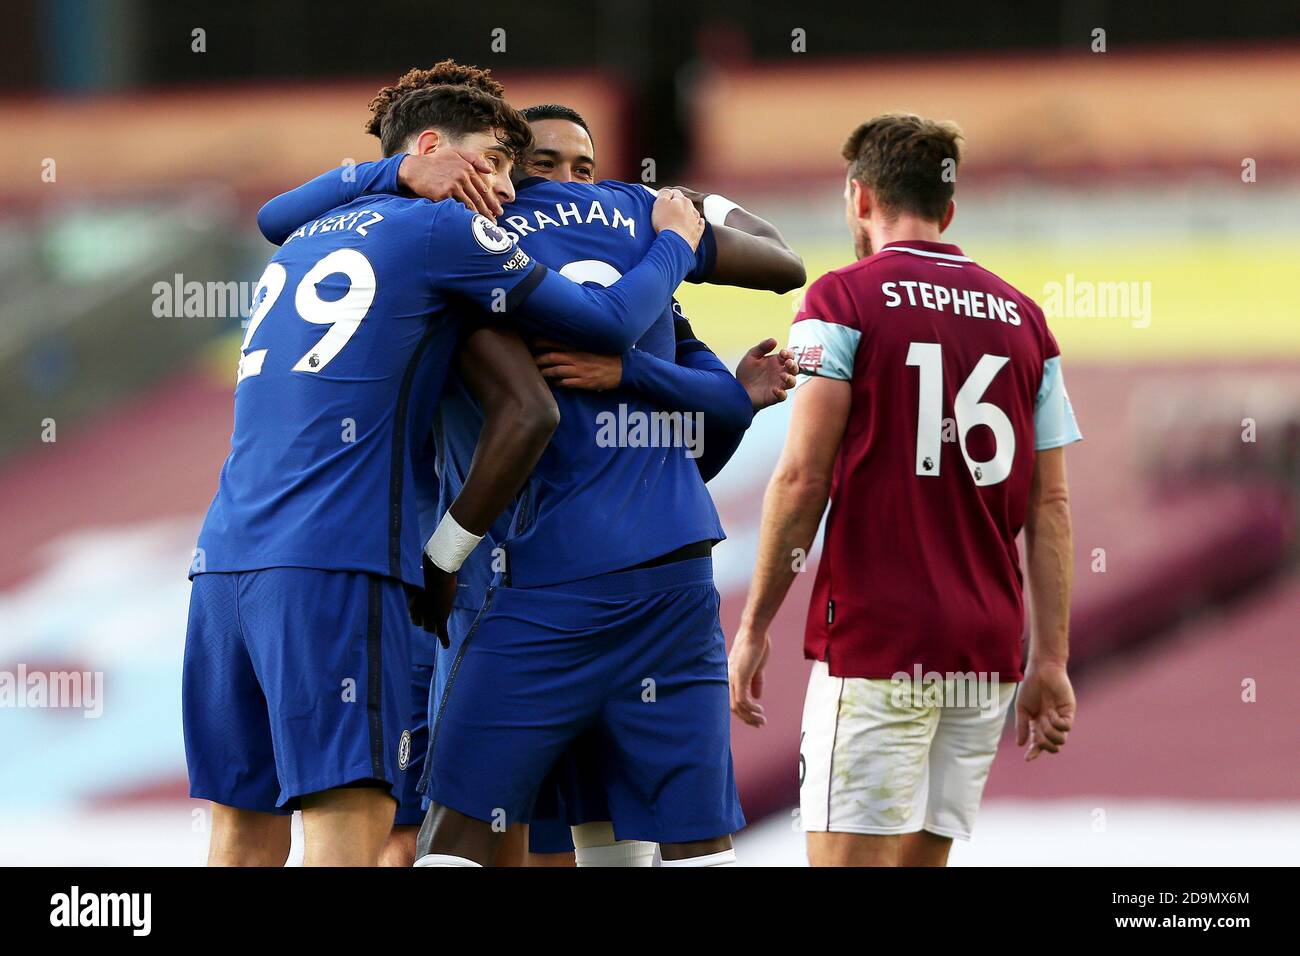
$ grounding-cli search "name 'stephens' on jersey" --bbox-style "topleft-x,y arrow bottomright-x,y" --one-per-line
882,280 -> 1021,325
502,198 -> 639,243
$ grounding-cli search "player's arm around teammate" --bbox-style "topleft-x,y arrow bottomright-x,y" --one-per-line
257,149 -> 503,245
535,329 -> 797,483
409,325 -> 560,645
666,184 -> 805,293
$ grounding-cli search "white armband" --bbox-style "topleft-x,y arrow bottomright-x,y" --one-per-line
424,511 -> 483,573
703,193 -> 741,226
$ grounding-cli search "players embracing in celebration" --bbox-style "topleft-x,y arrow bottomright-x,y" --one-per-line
202,59 -> 803,867
182,79 -> 711,866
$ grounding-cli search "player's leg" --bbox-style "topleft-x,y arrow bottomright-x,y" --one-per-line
206,805 -> 292,867
414,801 -> 498,865
799,662 -> 940,867
806,832 -> 900,867
898,830 -> 952,867
599,560 -> 744,865
659,835 -> 734,865
380,826 -> 418,867
239,568 -> 413,866
494,823 -> 530,865
301,785 -> 397,866
182,572 -> 293,866
416,584 -> 596,866
908,680 -> 1017,865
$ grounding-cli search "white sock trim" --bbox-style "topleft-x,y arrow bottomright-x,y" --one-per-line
660,849 -> 736,867
574,840 -> 656,867
413,853 -> 482,867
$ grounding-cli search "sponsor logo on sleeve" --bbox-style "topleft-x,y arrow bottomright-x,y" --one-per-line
791,343 -> 825,375
501,247 -> 532,271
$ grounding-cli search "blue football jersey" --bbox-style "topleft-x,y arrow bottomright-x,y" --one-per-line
478,178 -> 725,586
195,194 -> 544,588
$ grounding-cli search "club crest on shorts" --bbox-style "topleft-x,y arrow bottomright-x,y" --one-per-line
398,729 -> 412,770
471,214 -> 513,254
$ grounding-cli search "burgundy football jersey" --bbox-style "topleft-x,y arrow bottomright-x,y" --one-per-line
788,240 -> 1080,681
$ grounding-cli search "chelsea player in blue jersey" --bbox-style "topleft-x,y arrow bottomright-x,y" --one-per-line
254,63 -> 802,867
183,82 -> 709,866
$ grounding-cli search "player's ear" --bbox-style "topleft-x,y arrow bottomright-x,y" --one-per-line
940,199 -> 956,232
413,128 -> 443,156
847,178 -> 870,221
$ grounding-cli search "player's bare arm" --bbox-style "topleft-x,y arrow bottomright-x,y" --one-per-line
1017,445 -> 1077,761
448,326 -> 559,532
731,375 -> 851,727
413,326 -> 559,644
668,184 -> 806,293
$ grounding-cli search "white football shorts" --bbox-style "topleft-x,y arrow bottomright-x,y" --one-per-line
799,661 -> 1016,841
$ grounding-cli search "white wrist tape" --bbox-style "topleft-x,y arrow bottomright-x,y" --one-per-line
702,193 -> 741,226
424,511 -> 483,573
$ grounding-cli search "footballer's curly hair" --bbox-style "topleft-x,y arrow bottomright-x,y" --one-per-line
841,113 -> 964,223
365,59 -> 506,139
368,83 -> 532,162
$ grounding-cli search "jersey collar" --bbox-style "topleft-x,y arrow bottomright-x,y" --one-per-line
876,240 -> 969,262
514,176 -> 550,192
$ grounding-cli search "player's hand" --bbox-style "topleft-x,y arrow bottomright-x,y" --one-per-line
408,555 -> 457,648
728,628 -> 770,727
735,338 -> 798,411
1015,661 -> 1076,761
398,150 -> 503,220
664,184 -> 708,213
533,339 -> 622,390
652,188 -> 705,251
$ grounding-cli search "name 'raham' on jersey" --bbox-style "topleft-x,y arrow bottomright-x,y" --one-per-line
487,177 -> 723,586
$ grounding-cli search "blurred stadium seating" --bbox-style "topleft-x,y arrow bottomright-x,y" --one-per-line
0,7 -> 1296,864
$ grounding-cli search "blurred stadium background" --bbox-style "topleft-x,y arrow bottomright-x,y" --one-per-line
0,1 -> 1297,865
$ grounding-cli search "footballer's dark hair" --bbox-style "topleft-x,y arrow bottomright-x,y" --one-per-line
521,103 -> 592,140
365,60 -> 506,139
841,113 -> 964,223
369,83 -> 532,161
